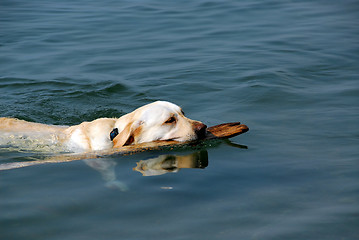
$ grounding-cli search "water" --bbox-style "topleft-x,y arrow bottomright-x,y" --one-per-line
1,0 -> 358,239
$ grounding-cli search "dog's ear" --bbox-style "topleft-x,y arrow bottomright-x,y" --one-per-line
112,121 -> 142,148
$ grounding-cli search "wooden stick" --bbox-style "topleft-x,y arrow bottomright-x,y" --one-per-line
0,122 -> 248,170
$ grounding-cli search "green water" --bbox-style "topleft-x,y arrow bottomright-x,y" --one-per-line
1,0 -> 358,239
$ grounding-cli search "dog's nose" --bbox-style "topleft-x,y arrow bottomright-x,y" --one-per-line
193,122 -> 207,139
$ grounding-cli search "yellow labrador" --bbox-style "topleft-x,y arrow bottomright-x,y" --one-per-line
0,101 -> 207,152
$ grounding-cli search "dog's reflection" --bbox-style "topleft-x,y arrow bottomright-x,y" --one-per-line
85,150 -> 208,190
134,150 -> 208,176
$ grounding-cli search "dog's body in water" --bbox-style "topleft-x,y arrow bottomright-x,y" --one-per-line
0,101 -> 206,153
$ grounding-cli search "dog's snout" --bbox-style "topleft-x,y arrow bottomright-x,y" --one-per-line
193,122 -> 207,139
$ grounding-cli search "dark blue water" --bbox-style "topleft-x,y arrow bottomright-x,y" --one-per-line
1,0 -> 358,239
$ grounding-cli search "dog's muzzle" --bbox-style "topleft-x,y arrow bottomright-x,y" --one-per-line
192,122 -> 207,139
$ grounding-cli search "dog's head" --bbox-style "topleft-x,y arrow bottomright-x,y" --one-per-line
112,101 -> 207,148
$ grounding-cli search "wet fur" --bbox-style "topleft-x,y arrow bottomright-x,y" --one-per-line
0,101 -> 206,152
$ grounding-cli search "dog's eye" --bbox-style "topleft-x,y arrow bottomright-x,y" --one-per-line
165,116 -> 176,124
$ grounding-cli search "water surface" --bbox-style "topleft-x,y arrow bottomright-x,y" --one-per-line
1,0 -> 358,239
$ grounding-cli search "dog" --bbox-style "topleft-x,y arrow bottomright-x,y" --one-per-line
0,101 -> 208,190
0,101 -> 207,152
